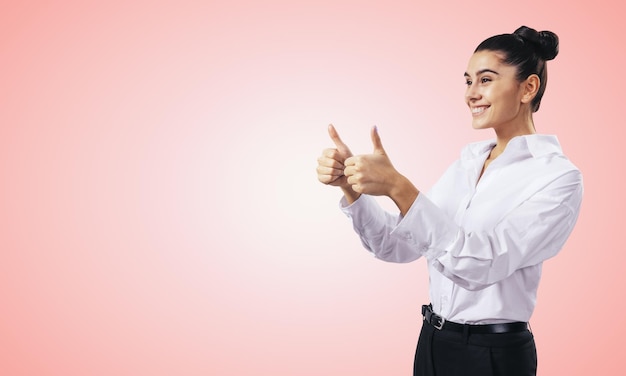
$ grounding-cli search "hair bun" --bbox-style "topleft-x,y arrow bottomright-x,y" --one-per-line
514,25 -> 559,61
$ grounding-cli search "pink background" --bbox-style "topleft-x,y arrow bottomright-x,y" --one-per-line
1,1 -> 622,375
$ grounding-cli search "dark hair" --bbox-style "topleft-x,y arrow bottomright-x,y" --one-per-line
474,26 -> 559,112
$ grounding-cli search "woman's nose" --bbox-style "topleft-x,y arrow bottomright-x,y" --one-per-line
465,83 -> 480,102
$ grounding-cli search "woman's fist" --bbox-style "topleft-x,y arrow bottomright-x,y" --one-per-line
316,124 -> 353,188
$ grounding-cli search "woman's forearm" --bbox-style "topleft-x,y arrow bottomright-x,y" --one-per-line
341,185 -> 361,205
389,175 -> 420,216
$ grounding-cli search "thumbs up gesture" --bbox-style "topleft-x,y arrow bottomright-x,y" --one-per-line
343,125 -> 401,197
318,124 -> 418,213
316,124 -> 354,188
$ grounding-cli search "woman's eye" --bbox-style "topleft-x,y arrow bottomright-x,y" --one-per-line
480,77 -> 491,83
465,80 -> 472,86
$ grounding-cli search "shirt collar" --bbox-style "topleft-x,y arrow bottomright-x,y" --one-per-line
522,134 -> 563,157
461,134 -> 563,161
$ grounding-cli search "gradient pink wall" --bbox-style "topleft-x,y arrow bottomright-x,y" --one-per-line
1,1 -> 622,375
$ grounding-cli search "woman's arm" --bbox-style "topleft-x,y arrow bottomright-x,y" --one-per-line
394,170 -> 583,290
340,194 -> 423,263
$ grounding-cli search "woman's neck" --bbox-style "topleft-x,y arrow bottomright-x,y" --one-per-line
491,117 -> 535,159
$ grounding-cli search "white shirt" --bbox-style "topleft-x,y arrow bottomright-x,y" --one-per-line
340,135 -> 583,324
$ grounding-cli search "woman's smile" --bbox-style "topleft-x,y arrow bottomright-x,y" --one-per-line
471,106 -> 489,116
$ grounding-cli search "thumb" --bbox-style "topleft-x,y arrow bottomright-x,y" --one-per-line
371,125 -> 386,154
328,124 -> 351,153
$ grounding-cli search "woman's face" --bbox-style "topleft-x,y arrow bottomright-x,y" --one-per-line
464,50 -> 528,131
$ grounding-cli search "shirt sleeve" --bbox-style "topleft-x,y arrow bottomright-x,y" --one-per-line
393,169 -> 583,290
340,195 -> 422,263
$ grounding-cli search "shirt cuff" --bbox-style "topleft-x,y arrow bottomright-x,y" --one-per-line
339,194 -> 378,227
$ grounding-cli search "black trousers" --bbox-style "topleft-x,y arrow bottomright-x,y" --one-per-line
414,319 -> 537,376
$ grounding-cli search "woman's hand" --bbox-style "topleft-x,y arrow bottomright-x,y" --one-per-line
343,126 -> 400,197
317,124 -> 361,203
317,124 -> 353,188
344,126 -> 419,215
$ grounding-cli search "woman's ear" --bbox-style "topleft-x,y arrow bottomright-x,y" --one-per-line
521,74 -> 540,104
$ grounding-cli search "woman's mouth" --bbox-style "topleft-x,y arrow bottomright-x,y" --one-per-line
471,106 -> 489,116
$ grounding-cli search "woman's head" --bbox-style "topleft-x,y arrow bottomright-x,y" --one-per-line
474,26 -> 559,112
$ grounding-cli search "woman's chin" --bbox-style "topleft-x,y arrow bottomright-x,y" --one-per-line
471,121 -> 490,130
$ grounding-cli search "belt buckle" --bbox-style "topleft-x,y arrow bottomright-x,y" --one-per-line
432,315 -> 445,330
423,305 -> 446,330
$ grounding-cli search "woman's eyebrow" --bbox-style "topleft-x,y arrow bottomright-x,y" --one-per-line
464,69 -> 500,77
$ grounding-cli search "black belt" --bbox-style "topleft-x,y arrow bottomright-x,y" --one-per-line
422,305 -> 528,334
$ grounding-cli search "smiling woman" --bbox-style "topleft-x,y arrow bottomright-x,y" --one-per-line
317,26 -> 582,376
465,54 -> 535,132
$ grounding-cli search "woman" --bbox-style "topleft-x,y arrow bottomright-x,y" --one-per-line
316,26 -> 583,376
